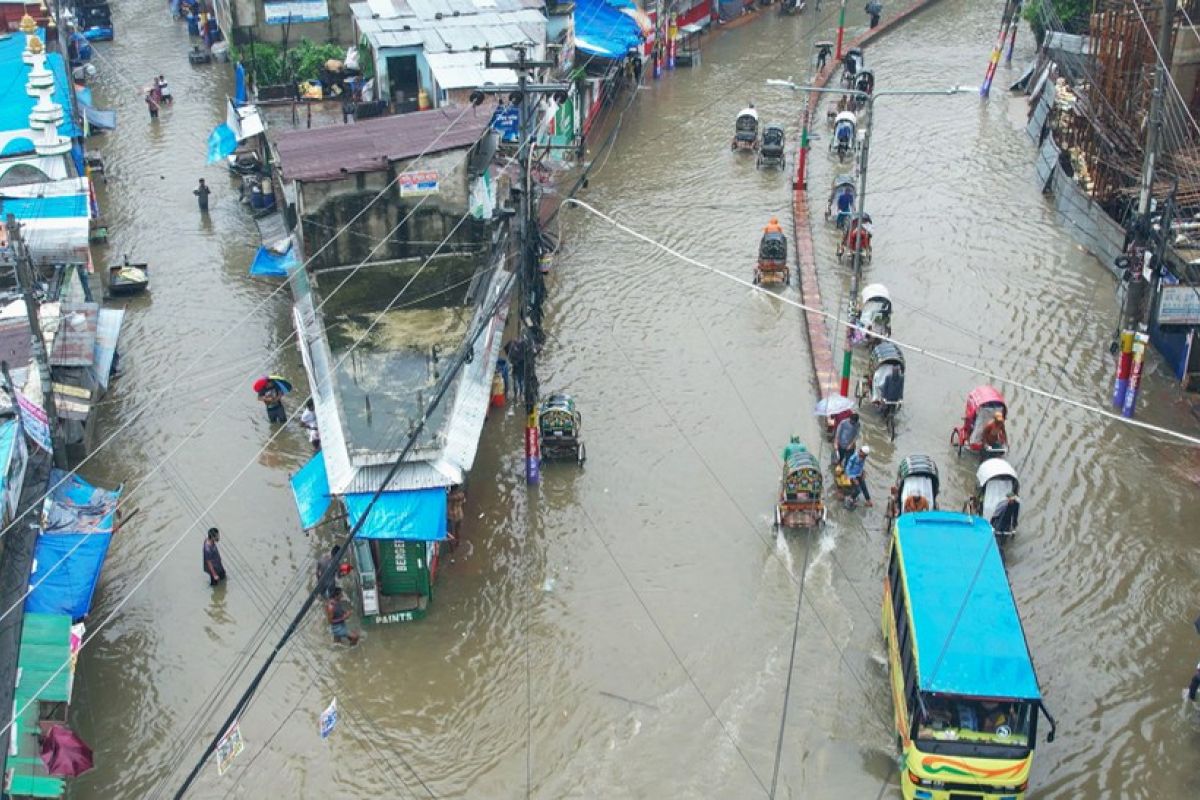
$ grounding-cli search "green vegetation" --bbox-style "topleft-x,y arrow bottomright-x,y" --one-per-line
1023,0 -> 1092,47
228,39 -> 347,86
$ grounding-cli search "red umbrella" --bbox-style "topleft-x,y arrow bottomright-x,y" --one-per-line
252,376 -> 271,393
39,724 -> 94,777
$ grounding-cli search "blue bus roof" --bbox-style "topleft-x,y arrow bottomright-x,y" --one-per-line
896,511 -> 1041,700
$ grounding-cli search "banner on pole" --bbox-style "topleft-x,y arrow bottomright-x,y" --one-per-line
215,721 -> 245,776
319,698 -> 338,739
14,391 -> 51,453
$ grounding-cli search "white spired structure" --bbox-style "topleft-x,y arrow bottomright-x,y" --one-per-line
22,19 -> 71,158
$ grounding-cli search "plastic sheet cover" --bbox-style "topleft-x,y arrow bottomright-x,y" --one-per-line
290,451 -> 331,529
343,488 -> 447,541
26,470 -> 121,619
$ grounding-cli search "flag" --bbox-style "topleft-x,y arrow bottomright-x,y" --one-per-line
319,699 -> 338,739
206,123 -> 237,164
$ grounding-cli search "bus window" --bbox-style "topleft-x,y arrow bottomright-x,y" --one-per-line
915,695 -> 1036,756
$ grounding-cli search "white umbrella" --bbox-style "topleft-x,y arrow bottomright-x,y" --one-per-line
813,395 -> 855,416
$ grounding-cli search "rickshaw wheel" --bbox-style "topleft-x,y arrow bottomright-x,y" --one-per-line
886,412 -> 897,441
773,506 -> 782,531
577,442 -> 587,465
753,271 -> 761,285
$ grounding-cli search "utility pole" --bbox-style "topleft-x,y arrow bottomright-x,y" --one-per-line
474,47 -> 571,485
765,83 -> 975,397
1115,0 -> 1175,413
5,215 -> 63,466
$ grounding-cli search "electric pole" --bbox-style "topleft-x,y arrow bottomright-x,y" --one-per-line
473,46 -> 571,484
1114,0 -> 1175,414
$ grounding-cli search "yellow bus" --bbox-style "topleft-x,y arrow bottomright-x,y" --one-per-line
882,511 -> 1056,800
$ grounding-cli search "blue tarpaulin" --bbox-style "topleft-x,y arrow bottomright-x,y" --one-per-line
207,123 -> 237,163
343,488 -> 447,541
574,0 -> 643,59
235,62 -> 248,106
250,242 -> 299,277
291,451 -> 331,529
0,194 -> 89,219
26,470 -> 121,620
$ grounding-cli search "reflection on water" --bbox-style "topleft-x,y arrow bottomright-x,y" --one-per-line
69,0 -> 1200,798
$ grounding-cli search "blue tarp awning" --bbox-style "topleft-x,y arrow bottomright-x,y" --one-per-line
250,242 -> 299,277
26,470 -> 121,620
291,451 -> 331,529
343,488 -> 447,541
0,194 -> 89,219
574,0 -> 644,59
897,512 -> 1042,700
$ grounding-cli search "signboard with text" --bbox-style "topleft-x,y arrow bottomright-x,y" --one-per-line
1157,285 -> 1200,326
490,105 -> 520,143
263,0 -> 330,24
398,171 -> 440,197
15,391 -> 51,453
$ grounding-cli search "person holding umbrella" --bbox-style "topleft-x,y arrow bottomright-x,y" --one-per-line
253,375 -> 292,424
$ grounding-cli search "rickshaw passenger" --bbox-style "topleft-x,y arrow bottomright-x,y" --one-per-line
763,217 -> 784,236
835,188 -> 854,228
903,494 -> 929,513
845,223 -> 870,253
782,435 -> 807,463
981,411 -> 1007,448
880,366 -> 903,405
990,491 -> 1019,533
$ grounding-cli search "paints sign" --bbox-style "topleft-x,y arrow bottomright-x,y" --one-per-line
399,171 -> 440,197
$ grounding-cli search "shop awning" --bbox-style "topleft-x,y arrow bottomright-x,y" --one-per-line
343,487 -> 447,541
26,471 -> 121,620
291,451 -> 331,529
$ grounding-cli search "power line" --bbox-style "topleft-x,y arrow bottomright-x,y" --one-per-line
565,197 -> 1200,447
0,104 -> 490,556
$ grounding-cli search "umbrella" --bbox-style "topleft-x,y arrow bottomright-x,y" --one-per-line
39,725 -> 94,777
813,395 -> 855,416
252,375 -> 293,395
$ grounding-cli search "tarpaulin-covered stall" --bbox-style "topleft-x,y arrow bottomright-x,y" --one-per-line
26,470 -> 122,620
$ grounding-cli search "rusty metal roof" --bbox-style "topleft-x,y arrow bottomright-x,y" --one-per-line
273,107 -> 492,183
0,315 -> 31,371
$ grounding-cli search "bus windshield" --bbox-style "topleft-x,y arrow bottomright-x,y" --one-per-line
915,694 -> 1035,759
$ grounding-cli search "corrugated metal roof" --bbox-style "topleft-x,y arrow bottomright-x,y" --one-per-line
274,107 -> 491,183
426,51 -> 518,89
344,460 -> 462,493
0,313 -> 32,371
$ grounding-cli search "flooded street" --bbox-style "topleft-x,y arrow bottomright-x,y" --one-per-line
67,1 -> 1200,798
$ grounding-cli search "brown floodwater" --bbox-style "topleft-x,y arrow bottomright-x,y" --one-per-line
67,1 -> 1200,798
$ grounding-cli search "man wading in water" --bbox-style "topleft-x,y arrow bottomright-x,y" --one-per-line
325,588 -> 359,645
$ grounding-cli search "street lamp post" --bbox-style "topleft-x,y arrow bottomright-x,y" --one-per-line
766,82 -> 975,396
